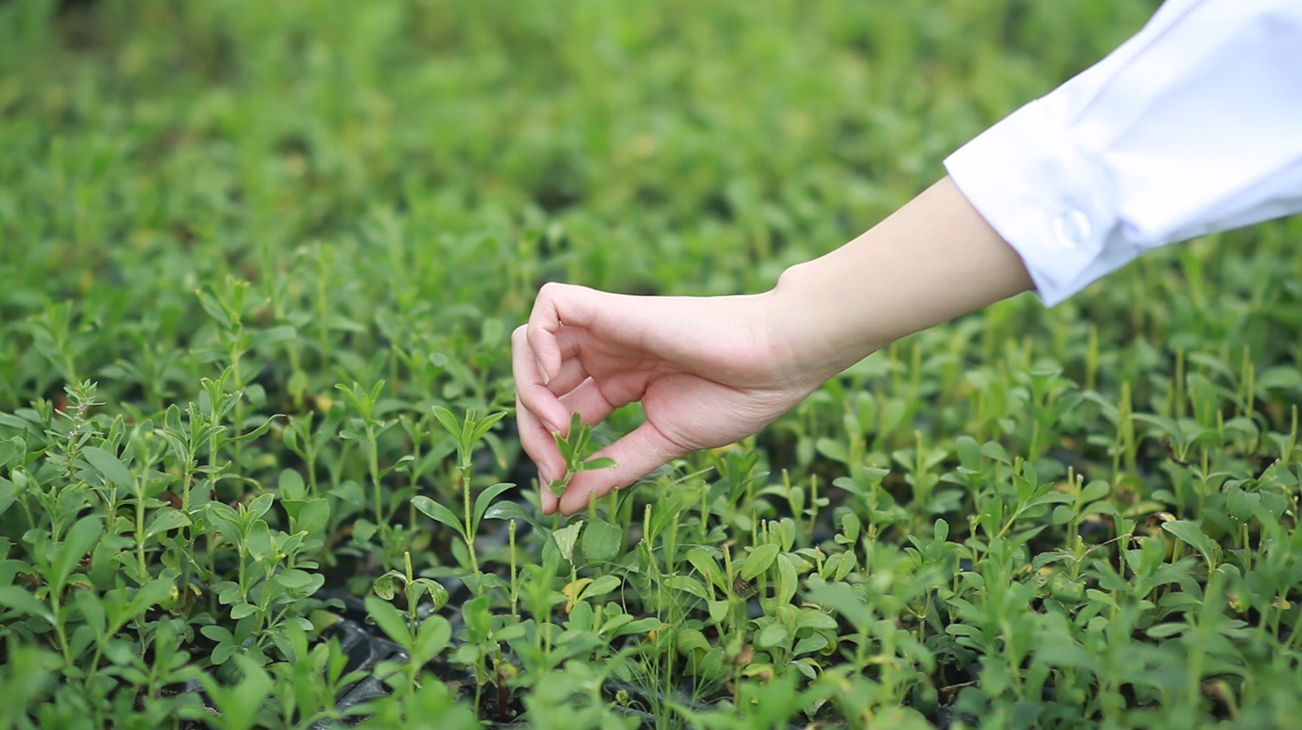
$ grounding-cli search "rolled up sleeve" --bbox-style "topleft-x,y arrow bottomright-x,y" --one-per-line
944,0 -> 1302,306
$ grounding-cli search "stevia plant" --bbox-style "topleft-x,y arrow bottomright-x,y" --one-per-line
545,412 -> 619,499
5,0 -> 1302,727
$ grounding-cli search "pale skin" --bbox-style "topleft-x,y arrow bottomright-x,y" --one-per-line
512,176 -> 1035,515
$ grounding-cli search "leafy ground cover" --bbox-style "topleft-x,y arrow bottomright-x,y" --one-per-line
3,0 -> 1302,728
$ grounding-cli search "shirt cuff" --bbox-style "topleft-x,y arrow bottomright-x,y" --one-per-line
943,98 -> 1135,307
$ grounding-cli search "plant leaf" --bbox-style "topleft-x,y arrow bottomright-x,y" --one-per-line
53,515 -> 102,591
430,406 -> 462,441
804,576 -> 871,629
552,520 -> 583,566
414,615 -> 452,661
740,543 -> 779,581
365,595 -> 411,647
413,496 -> 467,539
581,519 -> 623,564
83,447 -> 134,491
145,508 -> 190,539
1162,519 -> 1220,566
482,500 -> 536,530
0,586 -> 54,624
472,482 -> 515,531
757,623 -> 789,649
578,456 -> 617,472
583,574 -> 622,599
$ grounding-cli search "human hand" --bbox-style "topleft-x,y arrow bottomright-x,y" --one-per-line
512,283 -> 830,515
512,178 -> 1032,516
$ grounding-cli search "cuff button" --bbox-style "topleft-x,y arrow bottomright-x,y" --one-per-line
1051,209 -> 1092,250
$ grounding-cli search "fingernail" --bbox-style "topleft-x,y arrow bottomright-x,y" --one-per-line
542,416 -> 563,435
535,357 -> 550,385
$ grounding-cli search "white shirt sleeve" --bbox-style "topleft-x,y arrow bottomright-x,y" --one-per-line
943,0 -> 1302,307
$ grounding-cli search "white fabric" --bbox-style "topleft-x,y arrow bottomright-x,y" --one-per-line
944,0 -> 1302,306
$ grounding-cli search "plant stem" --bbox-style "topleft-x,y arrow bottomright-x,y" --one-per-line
462,463 -> 480,586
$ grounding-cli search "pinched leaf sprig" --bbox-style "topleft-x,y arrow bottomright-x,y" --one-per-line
546,413 -> 617,498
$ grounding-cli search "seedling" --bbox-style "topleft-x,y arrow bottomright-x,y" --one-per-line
2,4 -> 1302,728
546,413 -> 617,498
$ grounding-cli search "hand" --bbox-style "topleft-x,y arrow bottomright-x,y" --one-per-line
512,283 -> 826,515
512,177 -> 1032,516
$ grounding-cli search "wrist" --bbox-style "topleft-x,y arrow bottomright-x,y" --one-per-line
764,261 -> 887,382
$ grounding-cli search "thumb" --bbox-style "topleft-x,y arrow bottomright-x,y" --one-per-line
555,420 -> 687,515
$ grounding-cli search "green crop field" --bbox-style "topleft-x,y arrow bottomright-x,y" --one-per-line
3,0 -> 1302,728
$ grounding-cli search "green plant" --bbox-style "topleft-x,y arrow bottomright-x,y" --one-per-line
5,0 -> 1302,727
546,413 -> 618,498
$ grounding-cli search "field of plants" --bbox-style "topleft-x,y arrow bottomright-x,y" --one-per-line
3,0 -> 1302,728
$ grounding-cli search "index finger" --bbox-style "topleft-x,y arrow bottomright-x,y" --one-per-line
526,282 -> 600,383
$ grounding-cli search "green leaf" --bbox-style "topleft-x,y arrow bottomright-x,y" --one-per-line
1080,480 -> 1111,504
815,438 -> 848,464
777,553 -> 799,605
200,625 -> 235,645
211,640 -> 238,666
581,519 -> 623,564
472,482 -> 515,530
145,508 -> 190,539
578,456 -> 617,471
248,492 -> 275,520
53,515 -> 102,591
757,623 -> 790,649
665,575 -> 709,601
278,469 -> 306,500
708,600 -> 729,624
83,447 -> 134,491
414,615 -> 452,661
226,656 -> 273,730
124,578 -> 175,624
430,407 -> 462,441
954,436 -> 981,470
0,437 -> 22,469
0,586 -> 54,624
411,578 -> 450,610
244,521 -> 273,562
373,570 -> 402,600
1226,486 -> 1260,523
552,520 -> 583,566
687,548 -> 723,591
413,496 -> 467,539
463,594 -> 491,640
248,325 -> 297,350
583,574 -> 622,599
553,430 -> 575,464
482,500 -> 536,530
793,634 -> 829,656
805,577 -> 871,628
614,617 -> 662,636
469,411 -> 508,443
365,596 -> 411,647
195,290 -> 231,329
979,441 -> 1011,464
740,543 -> 779,581
1162,520 -> 1220,567
294,499 -> 330,536
352,518 -> 378,544
275,569 -> 318,591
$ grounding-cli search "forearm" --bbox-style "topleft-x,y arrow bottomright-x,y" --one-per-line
769,176 -> 1032,377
